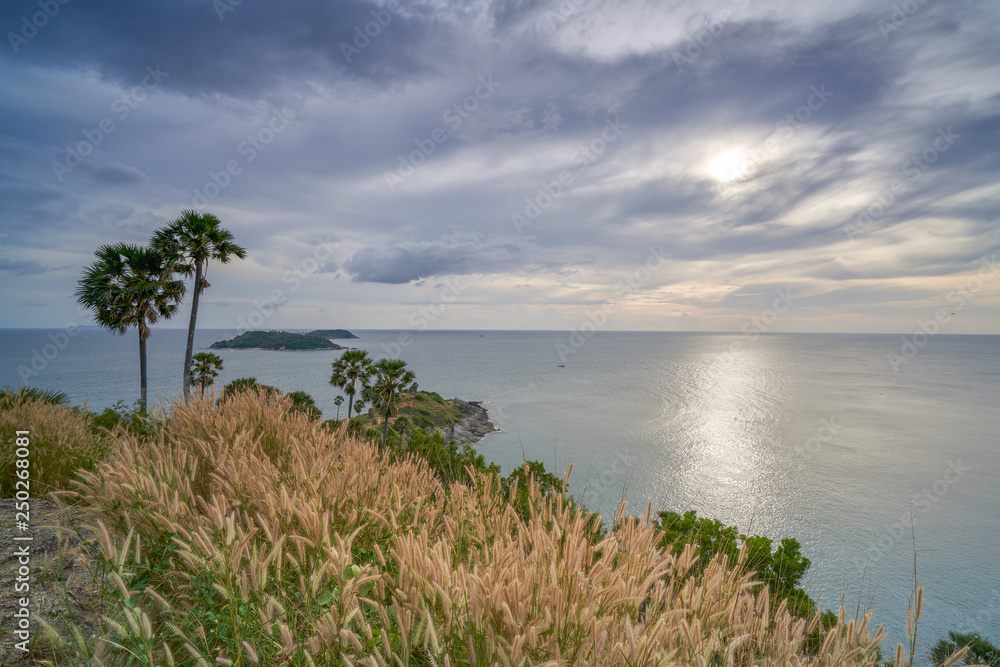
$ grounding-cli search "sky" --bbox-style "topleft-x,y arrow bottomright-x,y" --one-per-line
1,0 -> 998,334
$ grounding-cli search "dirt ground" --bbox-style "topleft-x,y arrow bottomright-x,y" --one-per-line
0,498 -> 104,664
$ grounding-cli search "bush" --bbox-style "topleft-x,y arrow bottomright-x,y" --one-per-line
90,399 -> 162,441
286,390 -> 322,421
655,509 -> 818,617
394,426 -> 500,486
220,379 -> 320,420
931,632 -> 1000,666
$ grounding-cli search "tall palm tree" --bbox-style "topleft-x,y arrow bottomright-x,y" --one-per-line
329,349 -> 372,423
151,211 -> 246,402
191,352 -> 224,393
76,243 -> 186,409
363,358 -> 415,450
333,395 -> 344,421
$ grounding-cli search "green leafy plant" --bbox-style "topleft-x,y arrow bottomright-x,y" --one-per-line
90,400 -> 161,441
931,632 -> 1000,666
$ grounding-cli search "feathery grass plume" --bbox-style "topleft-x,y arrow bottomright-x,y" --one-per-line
0,388 -> 109,495
31,390 -> 907,665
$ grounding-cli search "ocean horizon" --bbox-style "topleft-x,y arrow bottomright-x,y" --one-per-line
2,326 -> 998,649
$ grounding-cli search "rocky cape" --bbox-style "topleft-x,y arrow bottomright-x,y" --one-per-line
443,398 -> 500,446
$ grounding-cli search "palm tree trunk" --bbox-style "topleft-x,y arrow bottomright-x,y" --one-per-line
139,333 -> 148,411
182,260 -> 204,402
381,413 -> 389,450
336,405 -> 340,421
346,382 -> 354,422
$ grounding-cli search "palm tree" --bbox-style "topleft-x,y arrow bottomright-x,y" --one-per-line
329,349 -> 372,423
354,399 -> 365,416
76,243 -> 186,409
363,358 -> 415,450
191,352 -> 224,393
333,395 -> 344,421
0,387 -> 69,410
931,632 -> 1000,666
151,211 -> 246,402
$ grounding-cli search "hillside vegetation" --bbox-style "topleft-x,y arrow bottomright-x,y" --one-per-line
210,330 -> 345,350
347,390 -> 461,432
0,389 -> 973,666
308,329 -> 359,339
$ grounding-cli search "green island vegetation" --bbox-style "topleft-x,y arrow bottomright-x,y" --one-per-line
39,211 -> 986,664
210,330 -> 347,350
3,384 -> 993,666
346,389 -> 459,433
308,329 -> 360,339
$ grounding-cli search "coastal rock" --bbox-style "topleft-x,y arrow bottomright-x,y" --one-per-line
444,398 -> 499,446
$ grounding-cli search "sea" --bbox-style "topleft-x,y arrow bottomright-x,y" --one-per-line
2,326 -> 998,651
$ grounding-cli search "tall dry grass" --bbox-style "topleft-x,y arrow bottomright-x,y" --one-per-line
34,389 -> 950,665
0,390 -> 108,496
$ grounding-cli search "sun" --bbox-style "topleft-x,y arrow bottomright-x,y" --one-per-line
705,150 -> 748,183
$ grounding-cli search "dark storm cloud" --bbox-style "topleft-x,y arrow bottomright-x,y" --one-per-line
0,258 -> 48,275
343,233 -> 547,283
2,0 -> 455,98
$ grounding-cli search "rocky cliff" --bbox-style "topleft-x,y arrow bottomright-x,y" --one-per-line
444,398 -> 499,446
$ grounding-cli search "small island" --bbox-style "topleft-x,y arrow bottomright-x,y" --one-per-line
210,330 -> 347,350
307,329 -> 359,339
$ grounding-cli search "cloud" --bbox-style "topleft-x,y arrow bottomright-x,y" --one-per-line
1,0 -> 460,99
344,233 -> 544,283
0,258 -> 48,275
0,0 -> 998,331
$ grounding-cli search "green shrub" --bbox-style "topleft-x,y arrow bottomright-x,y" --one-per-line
395,426 -> 500,486
931,632 -> 1000,666
90,400 -> 162,441
286,390 -> 322,421
655,509 -> 819,618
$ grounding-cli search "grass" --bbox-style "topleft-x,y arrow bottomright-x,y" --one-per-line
0,387 -> 110,496
1,388 -> 972,665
